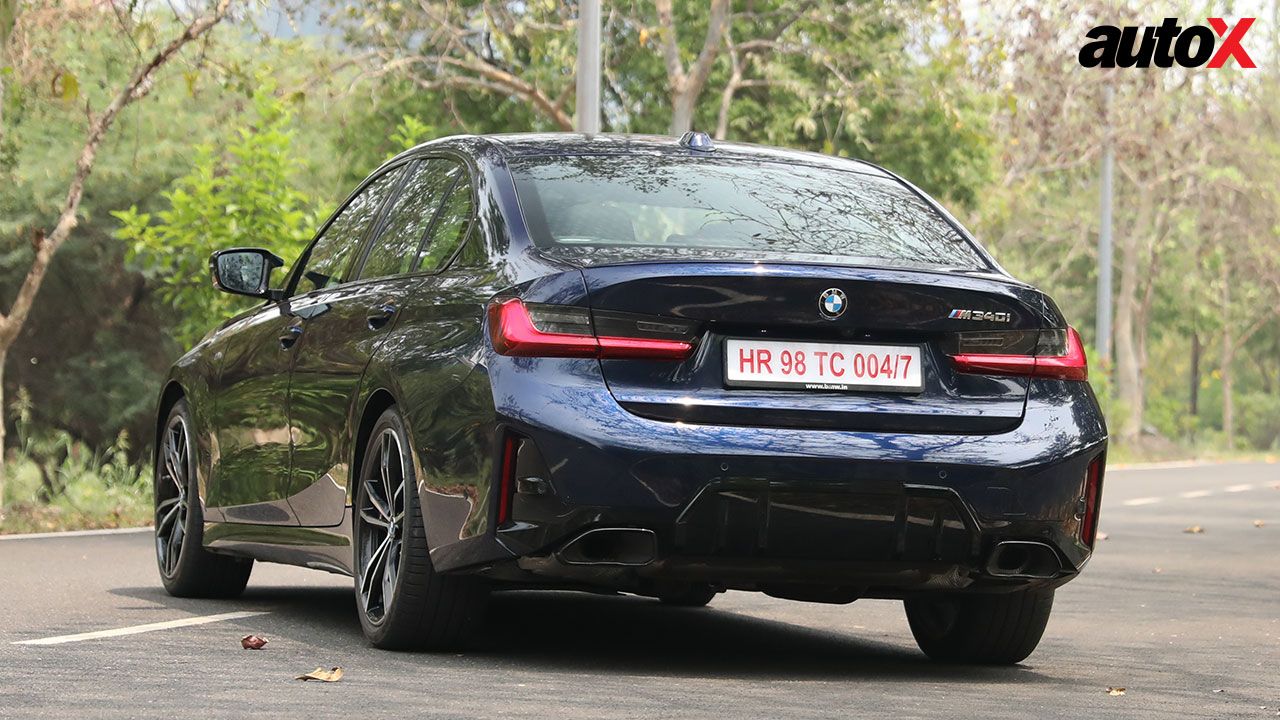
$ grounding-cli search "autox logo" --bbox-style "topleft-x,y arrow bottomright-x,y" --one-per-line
1078,17 -> 1255,69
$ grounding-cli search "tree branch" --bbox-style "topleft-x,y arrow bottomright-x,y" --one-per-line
653,0 -> 686,89
0,0 -> 234,348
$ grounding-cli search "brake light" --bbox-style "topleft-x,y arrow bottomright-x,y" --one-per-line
1080,455 -> 1105,546
949,327 -> 1088,381
487,298 -> 695,360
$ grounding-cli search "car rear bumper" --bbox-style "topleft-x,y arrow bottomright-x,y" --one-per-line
450,358 -> 1107,596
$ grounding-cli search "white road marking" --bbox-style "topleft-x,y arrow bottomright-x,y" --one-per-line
1111,460 -> 1222,472
12,611 -> 268,646
1224,484 -> 1254,493
1122,497 -> 1162,507
0,526 -> 152,542
1180,490 -> 1212,499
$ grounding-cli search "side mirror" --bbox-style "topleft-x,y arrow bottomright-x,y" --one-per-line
210,248 -> 284,299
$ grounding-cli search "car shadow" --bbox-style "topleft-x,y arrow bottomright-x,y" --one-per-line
110,585 -> 1067,684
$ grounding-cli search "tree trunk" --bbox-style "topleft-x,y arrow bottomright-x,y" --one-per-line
670,91 -> 696,134
655,0 -> 729,136
1113,228 -> 1145,442
1222,327 -> 1235,451
0,349 -> 6,511
1189,330 -> 1200,417
1221,262 -> 1235,450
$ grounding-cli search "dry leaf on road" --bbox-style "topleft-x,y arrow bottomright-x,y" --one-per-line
1183,525 -> 1205,534
240,635 -> 268,650
296,667 -> 344,683
1253,520 -> 1266,528
1152,567 -> 1163,574
1096,531 -> 1109,541
1106,687 -> 1127,696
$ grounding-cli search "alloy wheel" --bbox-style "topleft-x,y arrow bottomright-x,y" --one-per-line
357,429 -> 408,625
155,415 -> 190,577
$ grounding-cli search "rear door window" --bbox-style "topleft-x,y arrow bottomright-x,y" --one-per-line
415,173 -> 473,272
358,159 -> 462,280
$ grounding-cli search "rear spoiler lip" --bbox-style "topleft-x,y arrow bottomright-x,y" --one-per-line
532,248 -> 1029,287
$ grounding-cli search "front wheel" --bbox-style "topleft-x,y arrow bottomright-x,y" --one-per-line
353,407 -> 488,650
904,588 -> 1054,664
155,399 -> 252,598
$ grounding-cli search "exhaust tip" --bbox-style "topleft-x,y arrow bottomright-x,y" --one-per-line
558,528 -> 657,567
986,540 -> 1063,579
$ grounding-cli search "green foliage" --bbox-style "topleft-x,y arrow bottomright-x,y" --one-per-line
115,89 -> 317,348
390,115 -> 433,151
2,387 -> 149,534
1237,392 -> 1280,451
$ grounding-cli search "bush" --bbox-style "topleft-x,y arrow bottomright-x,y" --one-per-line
1237,391 -> 1280,451
1,388 -> 150,534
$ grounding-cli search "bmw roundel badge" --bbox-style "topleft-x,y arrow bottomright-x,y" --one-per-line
818,288 -> 847,319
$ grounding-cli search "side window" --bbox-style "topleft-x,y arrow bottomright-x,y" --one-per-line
416,173 -> 473,272
358,160 -> 459,280
297,167 -> 402,293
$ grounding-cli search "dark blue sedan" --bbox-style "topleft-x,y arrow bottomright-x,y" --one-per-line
153,132 -> 1106,663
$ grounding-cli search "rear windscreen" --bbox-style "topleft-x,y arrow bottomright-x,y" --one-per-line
510,154 -> 987,270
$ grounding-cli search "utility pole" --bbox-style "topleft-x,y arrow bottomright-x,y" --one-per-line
1097,85 -> 1114,364
575,0 -> 601,135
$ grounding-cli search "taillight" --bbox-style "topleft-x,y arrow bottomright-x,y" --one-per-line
487,298 -> 696,361
949,327 -> 1088,381
496,433 -> 519,526
1080,455 -> 1105,546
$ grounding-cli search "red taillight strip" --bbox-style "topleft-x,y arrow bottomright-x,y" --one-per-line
1080,455 -> 1105,546
496,434 -> 518,526
487,298 -> 694,361
950,327 -> 1088,381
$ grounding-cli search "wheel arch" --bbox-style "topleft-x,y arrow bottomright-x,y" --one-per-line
154,381 -> 187,466
351,388 -> 399,505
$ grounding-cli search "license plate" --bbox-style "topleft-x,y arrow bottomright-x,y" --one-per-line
724,338 -> 924,392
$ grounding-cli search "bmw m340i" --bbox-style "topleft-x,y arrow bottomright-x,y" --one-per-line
153,131 -> 1106,663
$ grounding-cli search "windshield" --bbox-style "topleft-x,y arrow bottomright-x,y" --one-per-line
510,154 -> 987,270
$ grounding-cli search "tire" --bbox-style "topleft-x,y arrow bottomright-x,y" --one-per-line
155,398 -> 253,598
658,584 -> 717,608
353,407 -> 489,651
904,588 -> 1054,664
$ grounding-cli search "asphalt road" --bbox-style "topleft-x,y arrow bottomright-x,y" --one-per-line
1,462 -> 1277,719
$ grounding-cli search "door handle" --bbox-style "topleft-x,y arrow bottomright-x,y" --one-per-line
366,303 -> 397,330
279,324 -> 303,349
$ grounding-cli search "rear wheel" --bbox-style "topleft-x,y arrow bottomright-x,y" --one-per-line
155,399 -> 252,598
354,407 -> 488,650
904,588 -> 1054,664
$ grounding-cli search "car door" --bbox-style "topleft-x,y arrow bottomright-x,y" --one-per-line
203,301 -> 299,524
285,158 -> 466,526
373,160 -> 504,548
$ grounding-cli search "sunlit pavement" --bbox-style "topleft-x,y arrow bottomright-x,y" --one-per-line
1,462 -> 1276,719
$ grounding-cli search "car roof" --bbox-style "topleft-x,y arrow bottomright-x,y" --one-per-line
396,132 -> 894,178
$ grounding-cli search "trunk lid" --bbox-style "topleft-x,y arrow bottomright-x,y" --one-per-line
580,261 -> 1060,434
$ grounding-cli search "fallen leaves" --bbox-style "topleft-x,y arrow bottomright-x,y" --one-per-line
240,635 -> 268,650
1106,687 -> 1127,696
296,667 -> 344,683
1152,567 -> 1163,574
1254,520 -> 1266,528
1095,531 -> 1109,541
1183,525 -> 1205,534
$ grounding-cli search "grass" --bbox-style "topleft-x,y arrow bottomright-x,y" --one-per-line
0,451 -> 151,536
